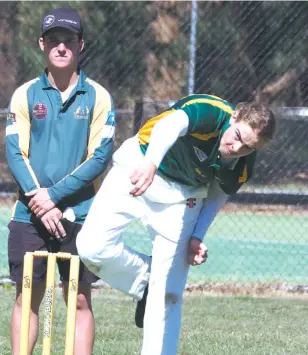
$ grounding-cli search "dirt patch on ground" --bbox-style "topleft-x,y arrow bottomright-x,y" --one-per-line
222,203 -> 308,216
184,282 -> 308,299
2,281 -> 308,299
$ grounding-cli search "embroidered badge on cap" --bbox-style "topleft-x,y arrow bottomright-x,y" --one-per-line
44,15 -> 55,27
33,103 -> 48,120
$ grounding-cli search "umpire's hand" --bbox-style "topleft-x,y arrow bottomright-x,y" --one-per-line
40,207 -> 66,240
26,187 -> 55,217
187,237 -> 208,266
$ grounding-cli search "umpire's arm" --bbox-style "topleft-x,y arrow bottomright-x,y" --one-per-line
6,86 -> 41,193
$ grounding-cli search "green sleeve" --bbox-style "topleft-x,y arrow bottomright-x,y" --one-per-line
172,94 -> 234,134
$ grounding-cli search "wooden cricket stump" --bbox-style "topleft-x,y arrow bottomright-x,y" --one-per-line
19,251 -> 80,355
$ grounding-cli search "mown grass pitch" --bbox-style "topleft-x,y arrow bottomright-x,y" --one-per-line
0,288 -> 308,355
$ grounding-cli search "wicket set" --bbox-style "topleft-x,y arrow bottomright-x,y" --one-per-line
20,251 -> 80,355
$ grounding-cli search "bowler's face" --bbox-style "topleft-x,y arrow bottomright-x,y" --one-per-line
219,116 -> 265,159
39,28 -> 83,69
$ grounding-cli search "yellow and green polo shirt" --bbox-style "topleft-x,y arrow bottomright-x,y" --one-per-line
138,94 -> 256,195
6,70 -> 115,223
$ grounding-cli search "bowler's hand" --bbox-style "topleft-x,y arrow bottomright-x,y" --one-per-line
41,207 -> 66,240
130,158 -> 157,197
25,188 -> 56,217
188,237 -> 208,266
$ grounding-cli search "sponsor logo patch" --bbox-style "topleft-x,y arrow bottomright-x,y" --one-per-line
33,103 -> 48,120
58,18 -> 78,25
194,146 -> 208,162
7,112 -> 16,122
195,168 -> 206,178
186,198 -> 196,208
74,106 -> 90,119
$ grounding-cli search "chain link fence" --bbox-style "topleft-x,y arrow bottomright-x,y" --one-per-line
1,1 -> 308,291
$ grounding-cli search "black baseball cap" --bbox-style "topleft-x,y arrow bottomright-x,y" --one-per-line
41,8 -> 83,37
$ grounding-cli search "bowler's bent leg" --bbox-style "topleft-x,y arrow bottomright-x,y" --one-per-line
141,199 -> 203,355
77,166 -> 151,300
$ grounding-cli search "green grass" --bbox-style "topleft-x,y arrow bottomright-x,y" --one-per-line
0,208 -> 11,277
1,208 -> 308,284
0,288 -> 308,354
124,213 -> 308,284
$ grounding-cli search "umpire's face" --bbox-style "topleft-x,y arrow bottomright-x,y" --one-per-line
39,28 -> 84,69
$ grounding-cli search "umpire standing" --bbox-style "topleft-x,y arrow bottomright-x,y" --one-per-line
6,7 -> 115,355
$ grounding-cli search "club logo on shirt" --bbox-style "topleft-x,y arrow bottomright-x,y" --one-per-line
33,103 -> 48,120
7,112 -> 16,122
74,106 -> 90,120
194,146 -> 208,162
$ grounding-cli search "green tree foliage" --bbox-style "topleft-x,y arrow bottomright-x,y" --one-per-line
195,2 -> 308,106
79,1 -> 154,104
3,1 -> 308,107
16,1 -> 85,85
15,1 -> 155,105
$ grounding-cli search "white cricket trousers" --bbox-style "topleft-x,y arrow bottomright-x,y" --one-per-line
77,165 -> 203,355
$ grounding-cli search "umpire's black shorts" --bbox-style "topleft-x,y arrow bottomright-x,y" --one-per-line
8,220 -> 99,285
